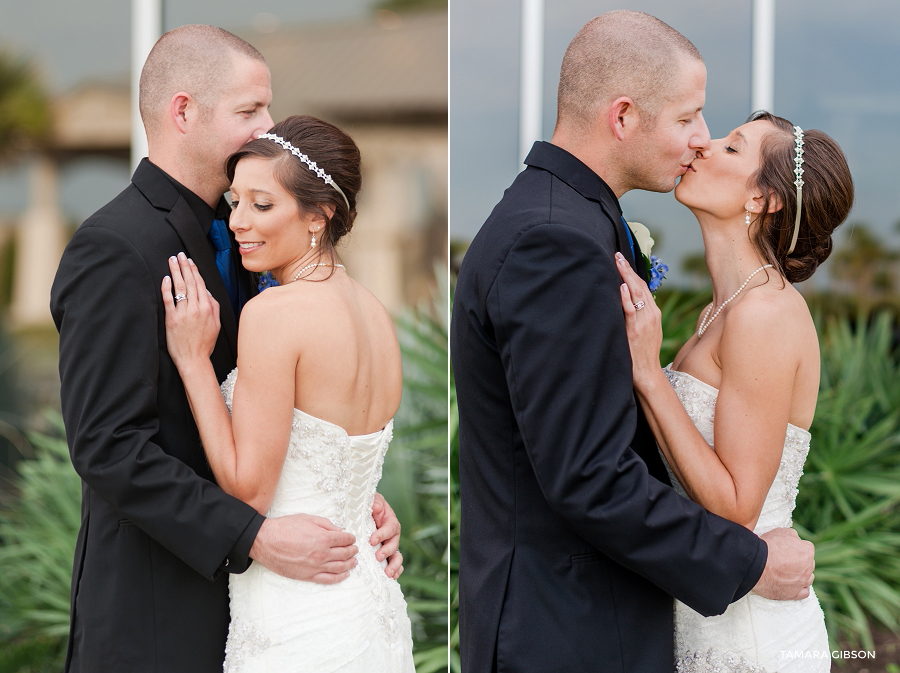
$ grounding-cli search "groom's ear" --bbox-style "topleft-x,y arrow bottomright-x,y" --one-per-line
169,92 -> 195,134
608,97 -> 638,141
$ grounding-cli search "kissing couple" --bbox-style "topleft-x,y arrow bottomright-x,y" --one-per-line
453,10 -> 852,673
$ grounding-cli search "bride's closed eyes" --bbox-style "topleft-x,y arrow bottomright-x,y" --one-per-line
230,199 -> 273,212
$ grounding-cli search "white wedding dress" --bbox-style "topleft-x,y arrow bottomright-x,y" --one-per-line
662,365 -> 830,673
219,369 -> 415,673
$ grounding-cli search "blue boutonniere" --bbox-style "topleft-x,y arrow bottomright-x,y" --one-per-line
627,221 -> 668,293
257,271 -> 280,291
648,255 -> 669,293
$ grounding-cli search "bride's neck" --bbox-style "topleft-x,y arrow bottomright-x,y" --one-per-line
696,212 -> 771,305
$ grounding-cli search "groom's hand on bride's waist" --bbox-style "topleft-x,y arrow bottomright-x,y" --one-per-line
752,528 -> 816,601
371,492 -> 404,580
249,514 -> 359,584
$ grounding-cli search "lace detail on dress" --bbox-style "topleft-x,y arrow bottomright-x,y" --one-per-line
660,365 -> 827,672
288,418 -> 353,528
664,367 -> 718,422
218,368 -> 415,672
223,619 -> 272,673
352,424 -> 402,647
677,648 -> 768,673
777,428 -> 809,517
661,365 -> 811,533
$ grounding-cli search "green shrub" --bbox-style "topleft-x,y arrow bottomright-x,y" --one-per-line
0,411 -> 74,671
387,267 -> 450,673
795,311 -> 900,652
0,270 -> 451,673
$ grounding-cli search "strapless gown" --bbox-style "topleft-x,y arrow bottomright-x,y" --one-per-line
219,369 -> 415,673
662,365 -> 829,672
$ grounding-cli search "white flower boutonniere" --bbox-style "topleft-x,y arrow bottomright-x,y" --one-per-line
628,221 -> 655,257
626,221 -> 669,293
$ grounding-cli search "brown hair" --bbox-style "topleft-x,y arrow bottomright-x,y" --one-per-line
557,11 -> 703,131
225,115 -> 361,272
747,111 -> 854,283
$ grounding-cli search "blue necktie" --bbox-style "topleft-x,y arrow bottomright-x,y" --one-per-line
208,218 -> 240,318
621,215 -> 637,262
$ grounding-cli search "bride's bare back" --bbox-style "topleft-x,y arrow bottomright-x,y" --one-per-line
287,271 -> 402,435
233,271 -> 401,436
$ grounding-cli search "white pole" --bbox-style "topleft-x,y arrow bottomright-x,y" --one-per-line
131,0 -> 162,174
751,0 -> 775,114
519,0 -> 544,166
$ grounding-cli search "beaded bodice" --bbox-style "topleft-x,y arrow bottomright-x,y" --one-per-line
219,368 -> 414,673
219,368 -> 392,538
661,365 -> 810,534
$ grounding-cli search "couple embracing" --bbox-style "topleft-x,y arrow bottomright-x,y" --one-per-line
453,11 -> 852,673
51,25 -> 415,673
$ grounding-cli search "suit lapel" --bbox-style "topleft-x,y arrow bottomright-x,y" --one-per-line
629,226 -> 649,283
166,199 -> 239,361
597,200 -> 647,281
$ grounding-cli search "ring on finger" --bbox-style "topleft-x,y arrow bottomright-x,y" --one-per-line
633,300 -> 645,310
174,293 -> 187,303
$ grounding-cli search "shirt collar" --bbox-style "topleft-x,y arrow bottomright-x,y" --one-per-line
523,141 -> 622,217
149,161 -> 230,233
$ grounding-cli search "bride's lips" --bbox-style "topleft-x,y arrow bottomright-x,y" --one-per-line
237,241 -> 265,255
680,162 -> 696,174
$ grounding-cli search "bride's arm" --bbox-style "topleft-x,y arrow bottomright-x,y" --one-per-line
616,254 -> 794,529
162,256 -> 296,515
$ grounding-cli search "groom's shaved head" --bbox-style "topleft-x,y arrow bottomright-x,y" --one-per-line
557,11 -> 702,132
139,24 -> 266,137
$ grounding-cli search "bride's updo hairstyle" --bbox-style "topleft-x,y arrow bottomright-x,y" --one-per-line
225,115 -> 361,265
748,111 -> 853,283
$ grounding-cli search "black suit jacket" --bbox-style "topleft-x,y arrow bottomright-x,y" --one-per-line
451,142 -> 767,673
50,159 -> 262,673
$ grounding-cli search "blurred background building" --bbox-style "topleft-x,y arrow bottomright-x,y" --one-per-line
0,0 -> 447,410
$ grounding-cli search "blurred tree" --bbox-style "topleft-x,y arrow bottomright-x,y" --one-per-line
375,0 -> 447,12
830,223 -> 899,299
0,50 -> 50,159
0,49 -> 49,498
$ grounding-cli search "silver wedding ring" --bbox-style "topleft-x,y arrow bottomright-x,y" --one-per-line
174,293 -> 187,303
633,300 -> 645,310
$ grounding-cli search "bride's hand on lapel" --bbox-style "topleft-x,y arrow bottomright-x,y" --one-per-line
616,252 -> 663,391
161,252 -> 221,370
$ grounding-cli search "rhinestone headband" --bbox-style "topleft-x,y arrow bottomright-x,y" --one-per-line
788,125 -> 804,254
258,133 -> 350,211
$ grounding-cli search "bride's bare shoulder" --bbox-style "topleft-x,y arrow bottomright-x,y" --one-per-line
721,281 -> 816,356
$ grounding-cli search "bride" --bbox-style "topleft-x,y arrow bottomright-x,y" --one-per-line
159,115 -> 415,672
616,111 -> 853,672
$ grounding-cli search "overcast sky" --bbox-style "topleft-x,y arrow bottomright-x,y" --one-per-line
0,0 -> 381,223
0,0 -> 376,93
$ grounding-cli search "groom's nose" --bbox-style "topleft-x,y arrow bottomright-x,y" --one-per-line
689,113 -> 711,152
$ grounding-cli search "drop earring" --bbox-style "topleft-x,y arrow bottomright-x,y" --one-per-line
745,210 -> 752,226
310,231 -> 317,247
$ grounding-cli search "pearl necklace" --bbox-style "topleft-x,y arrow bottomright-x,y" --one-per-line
290,262 -> 344,283
697,264 -> 774,337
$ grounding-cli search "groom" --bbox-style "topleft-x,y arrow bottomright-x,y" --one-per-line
452,11 -> 815,672
51,25 -> 401,673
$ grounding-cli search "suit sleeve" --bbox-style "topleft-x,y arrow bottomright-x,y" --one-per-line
51,225 -> 263,580
489,222 -> 766,616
